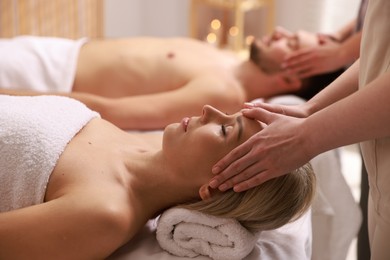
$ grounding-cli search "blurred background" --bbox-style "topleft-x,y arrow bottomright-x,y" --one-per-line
0,0 -> 360,44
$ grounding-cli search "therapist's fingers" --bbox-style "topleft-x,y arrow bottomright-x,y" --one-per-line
211,108 -> 279,188
283,50 -> 314,71
211,108 -> 275,173
240,106 -> 277,124
284,48 -> 313,63
233,170 -> 274,192
244,103 -> 311,123
296,69 -> 316,79
215,161 -> 267,191
210,140 -> 255,182
244,102 -> 287,116
272,26 -> 293,40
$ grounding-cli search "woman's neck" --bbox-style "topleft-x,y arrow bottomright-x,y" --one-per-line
121,149 -> 200,220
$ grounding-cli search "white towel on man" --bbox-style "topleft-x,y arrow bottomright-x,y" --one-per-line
156,207 -> 257,260
0,36 -> 87,92
0,95 -> 99,212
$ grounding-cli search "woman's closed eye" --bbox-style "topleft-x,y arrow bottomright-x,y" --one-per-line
221,124 -> 233,137
221,125 -> 227,136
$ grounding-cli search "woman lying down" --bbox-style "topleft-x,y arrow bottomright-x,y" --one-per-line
0,95 -> 315,259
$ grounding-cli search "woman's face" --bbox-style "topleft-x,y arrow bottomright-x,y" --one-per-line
162,105 -> 263,181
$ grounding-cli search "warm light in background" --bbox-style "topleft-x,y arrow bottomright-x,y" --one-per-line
229,26 -> 239,37
207,19 -> 222,46
245,35 -> 255,45
210,19 -> 221,30
206,32 -> 217,43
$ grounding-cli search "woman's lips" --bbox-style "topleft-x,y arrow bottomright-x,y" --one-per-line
182,117 -> 190,132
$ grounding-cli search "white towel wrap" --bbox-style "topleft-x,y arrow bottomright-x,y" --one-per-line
0,95 -> 99,212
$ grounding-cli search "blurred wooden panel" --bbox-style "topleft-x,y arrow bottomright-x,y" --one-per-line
0,0 -> 103,39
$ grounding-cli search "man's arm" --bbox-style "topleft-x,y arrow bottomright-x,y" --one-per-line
0,87 -> 110,122
0,75 -> 240,130
0,88 -> 107,106
0,88 -> 50,96
96,75 -> 241,130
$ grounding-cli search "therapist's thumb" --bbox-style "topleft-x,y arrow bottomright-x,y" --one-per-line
242,107 -> 277,125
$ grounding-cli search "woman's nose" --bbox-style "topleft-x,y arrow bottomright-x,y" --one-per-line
201,105 -> 224,123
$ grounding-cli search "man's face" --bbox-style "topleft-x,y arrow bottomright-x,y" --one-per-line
250,28 -> 320,74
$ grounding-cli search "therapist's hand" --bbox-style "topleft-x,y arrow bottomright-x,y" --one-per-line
261,26 -> 294,45
282,37 -> 344,79
248,101 -> 310,118
209,104 -> 313,192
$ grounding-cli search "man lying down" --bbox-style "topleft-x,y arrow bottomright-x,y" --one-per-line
0,33 -> 337,130
0,94 -> 315,259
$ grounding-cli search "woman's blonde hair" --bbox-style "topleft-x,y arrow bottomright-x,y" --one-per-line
181,163 -> 315,233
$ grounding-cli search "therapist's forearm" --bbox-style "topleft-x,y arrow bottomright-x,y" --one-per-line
332,19 -> 357,42
304,69 -> 390,157
338,32 -> 362,65
306,60 -> 359,115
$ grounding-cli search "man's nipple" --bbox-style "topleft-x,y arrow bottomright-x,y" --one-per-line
166,52 -> 175,59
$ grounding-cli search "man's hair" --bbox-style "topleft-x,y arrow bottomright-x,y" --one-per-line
249,40 -> 345,100
249,41 -> 262,67
181,163 -> 316,233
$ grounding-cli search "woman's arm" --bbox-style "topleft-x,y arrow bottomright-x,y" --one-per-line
330,19 -> 357,42
96,75 -> 241,130
0,197 -> 129,259
210,61 -> 390,192
336,31 -> 362,65
305,68 -> 390,156
256,60 -> 360,118
305,60 -> 359,114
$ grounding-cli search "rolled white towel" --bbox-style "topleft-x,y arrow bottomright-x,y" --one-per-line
156,207 -> 258,260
